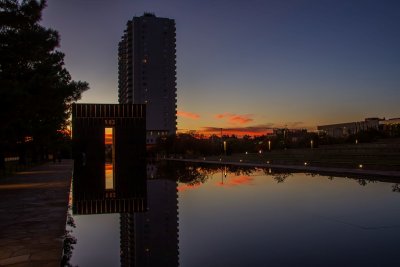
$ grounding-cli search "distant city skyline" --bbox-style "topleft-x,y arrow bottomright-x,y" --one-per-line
41,0 -> 400,134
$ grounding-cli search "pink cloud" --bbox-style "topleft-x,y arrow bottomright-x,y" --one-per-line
214,113 -> 254,125
214,112 -> 230,119
177,110 -> 200,120
230,115 -> 253,124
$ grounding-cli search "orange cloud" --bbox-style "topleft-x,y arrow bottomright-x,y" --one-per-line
230,115 -> 253,124
217,175 -> 254,187
215,113 -> 254,125
177,110 -> 200,120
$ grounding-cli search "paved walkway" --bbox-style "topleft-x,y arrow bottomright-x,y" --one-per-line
167,158 -> 400,178
0,160 -> 73,267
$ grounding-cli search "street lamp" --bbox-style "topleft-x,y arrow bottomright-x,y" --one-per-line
268,140 -> 271,151
310,140 -> 314,149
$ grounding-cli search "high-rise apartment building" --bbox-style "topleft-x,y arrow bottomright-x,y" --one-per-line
118,13 -> 177,144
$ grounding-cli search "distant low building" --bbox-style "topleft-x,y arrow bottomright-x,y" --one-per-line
317,118 -> 382,138
272,128 -> 309,145
380,117 -> 400,126
379,118 -> 400,136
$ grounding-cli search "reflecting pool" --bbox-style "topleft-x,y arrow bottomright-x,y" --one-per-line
67,162 -> 400,267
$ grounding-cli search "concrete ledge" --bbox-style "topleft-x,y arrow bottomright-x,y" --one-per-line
166,158 -> 400,179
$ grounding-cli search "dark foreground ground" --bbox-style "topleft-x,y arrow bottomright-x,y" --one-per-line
0,160 -> 72,267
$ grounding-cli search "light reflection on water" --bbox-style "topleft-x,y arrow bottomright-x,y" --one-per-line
69,162 -> 400,267
105,163 -> 114,190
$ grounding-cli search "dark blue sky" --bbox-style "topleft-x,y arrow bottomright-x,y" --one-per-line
42,0 -> 400,131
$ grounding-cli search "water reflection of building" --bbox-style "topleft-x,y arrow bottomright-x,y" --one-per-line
120,164 -> 179,267
72,162 -> 179,267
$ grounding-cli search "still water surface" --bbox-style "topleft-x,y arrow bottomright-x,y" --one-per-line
68,162 -> 400,266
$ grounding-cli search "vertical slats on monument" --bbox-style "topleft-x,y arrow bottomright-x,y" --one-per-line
73,104 -> 146,119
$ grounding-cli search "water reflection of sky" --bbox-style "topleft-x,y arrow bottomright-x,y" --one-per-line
70,165 -> 400,267
70,214 -> 120,266
178,169 -> 400,267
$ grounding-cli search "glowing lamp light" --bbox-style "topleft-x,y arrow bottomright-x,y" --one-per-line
266,161 -> 270,164
304,162 -> 308,166
239,159 -> 243,162
259,150 -> 262,154
359,164 -> 363,168
223,141 -> 227,155
245,151 -> 248,155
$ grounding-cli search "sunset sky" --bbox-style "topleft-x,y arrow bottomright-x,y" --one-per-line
41,0 -> 400,134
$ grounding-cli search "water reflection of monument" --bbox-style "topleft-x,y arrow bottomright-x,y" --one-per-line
72,103 -> 179,266
72,162 -> 179,267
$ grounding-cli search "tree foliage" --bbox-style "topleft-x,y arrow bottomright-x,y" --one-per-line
0,0 -> 88,164
154,131 -> 319,157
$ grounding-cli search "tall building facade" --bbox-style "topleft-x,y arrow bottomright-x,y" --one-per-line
118,13 -> 177,144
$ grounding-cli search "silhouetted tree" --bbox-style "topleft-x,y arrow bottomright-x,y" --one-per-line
0,0 -> 88,165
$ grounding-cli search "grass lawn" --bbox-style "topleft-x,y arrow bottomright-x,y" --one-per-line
205,139 -> 400,171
